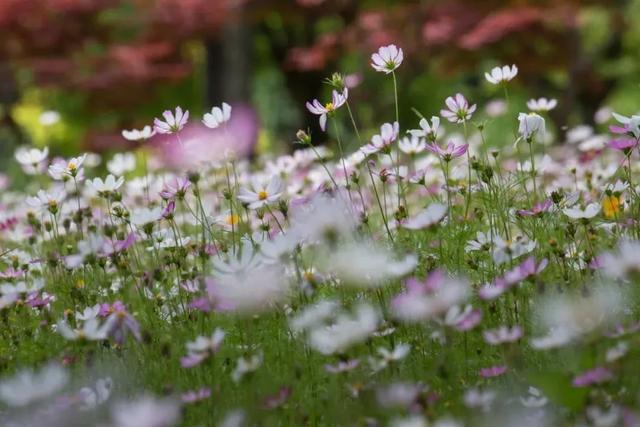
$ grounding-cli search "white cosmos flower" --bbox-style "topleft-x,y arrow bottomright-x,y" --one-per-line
153,106 -> 189,134
232,352 -> 263,383
563,203 -> 600,220
111,395 -> 181,427
323,242 -> 416,287
492,235 -> 536,264
48,154 -> 87,180
107,152 -> 136,176
130,206 -> 164,227
527,97 -> 557,112
289,193 -> 356,243
371,44 -> 403,74
186,328 -> 225,353
237,175 -> 285,209
518,112 -> 545,140
398,136 -> 427,154
203,102 -> 232,129
401,203 -> 447,229
408,116 -> 440,140
612,112 -> 640,138
0,364 -> 68,407
57,317 -> 110,341
362,121 -> 400,155
308,303 -> 380,355
289,299 -> 340,332
88,174 -> 125,194
122,125 -> 155,141
26,188 -> 66,212
15,146 -> 49,174
485,64 -> 518,84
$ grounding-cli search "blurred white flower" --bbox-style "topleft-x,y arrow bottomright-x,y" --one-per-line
371,44 -> 403,74
527,97 -> 557,112
122,125 -> 155,141
0,364 -> 68,407
485,64 -> 518,84
203,102 -> 232,129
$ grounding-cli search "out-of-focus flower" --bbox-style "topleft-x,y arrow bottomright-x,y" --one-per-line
181,388 -> 211,404
371,44 -> 403,74
612,112 -> 640,139
563,203 -> 600,220
392,270 -> 469,323
122,125 -> 155,141
26,188 -> 66,213
369,343 -> 411,372
306,89 -> 348,131
408,116 -> 440,141
203,102 -> 232,129
232,352 -> 263,382
484,325 -> 523,345
111,395 -> 181,427
441,93 -> 476,123
308,303 -> 379,355
39,110 -> 61,126
15,146 -> 48,175
130,206 -> 164,227
401,203 -> 447,229
485,64 -> 518,84
398,135 -> 427,154
572,366 -> 614,387
107,152 -> 136,176
527,98 -> 557,112
154,107 -> 189,134
88,174 -> 125,196
0,364 -> 68,407
181,328 -> 225,368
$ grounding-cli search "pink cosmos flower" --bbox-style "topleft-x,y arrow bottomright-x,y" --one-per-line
516,199 -> 552,217
306,89 -> 348,131
371,44 -> 403,74
362,122 -> 400,155
484,325 -> 523,345
154,106 -> 189,134
99,301 -> 141,344
573,366 -> 614,387
479,257 -> 548,300
441,93 -> 476,123
425,140 -> 468,161
479,365 -> 508,378
181,388 -> 211,404
160,177 -> 191,200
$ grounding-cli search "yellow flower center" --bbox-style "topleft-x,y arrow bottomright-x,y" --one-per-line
258,190 -> 268,201
602,195 -> 622,218
68,162 -> 77,171
226,214 -> 240,226
325,102 -> 334,112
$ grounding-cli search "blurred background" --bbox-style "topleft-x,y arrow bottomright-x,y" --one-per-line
1,0 -> 640,173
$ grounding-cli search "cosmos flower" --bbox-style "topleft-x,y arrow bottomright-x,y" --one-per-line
398,135 -> 427,154
111,395 -> 181,427
371,44 -> 404,74
563,203 -> 601,220
87,174 -> 125,196
484,64 -> 518,84
408,116 -> 440,141
308,303 -> 380,355
401,203 -> 447,229
484,325 -> 523,345
181,328 -> 225,368
107,152 -> 136,176
362,122 -> 400,155
154,106 -> 189,134
15,146 -> 49,175
237,175 -> 285,209
428,142 -> 469,166
518,113 -> 546,140
26,188 -> 67,213
612,112 -> 640,139
203,102 -> 232,129
441,94 -> 476,123
306,89 -> 348,131
0,364 -> 68,407
122,125 -> 155,141
48,154 -> 87,180
527,97 -> 557,112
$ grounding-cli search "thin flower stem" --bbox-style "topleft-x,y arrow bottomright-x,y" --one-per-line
332,119 -> 354,205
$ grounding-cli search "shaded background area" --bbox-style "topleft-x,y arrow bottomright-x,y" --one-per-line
1,0 -> 639,170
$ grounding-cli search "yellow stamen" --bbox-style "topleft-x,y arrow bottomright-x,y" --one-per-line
325,102 -> 334,112
258,191 -> 268,201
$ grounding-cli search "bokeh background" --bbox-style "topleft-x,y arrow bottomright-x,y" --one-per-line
1,0 -> 639,174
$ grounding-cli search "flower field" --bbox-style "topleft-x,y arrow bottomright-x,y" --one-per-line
2,45 -> 640,426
